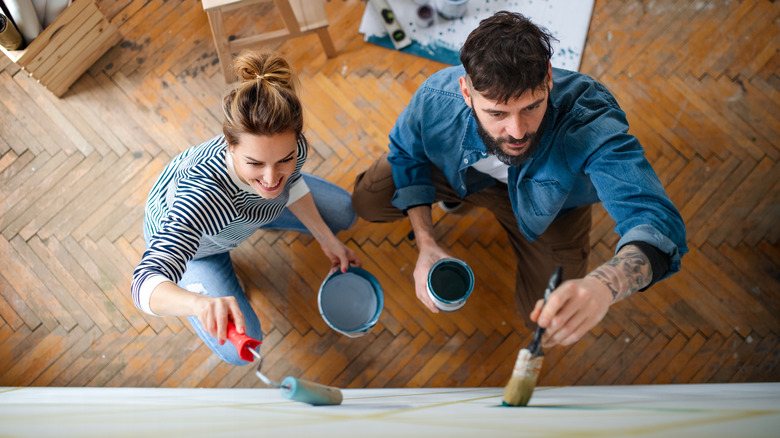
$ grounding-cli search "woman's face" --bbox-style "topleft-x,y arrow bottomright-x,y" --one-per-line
229,131 -> 298,199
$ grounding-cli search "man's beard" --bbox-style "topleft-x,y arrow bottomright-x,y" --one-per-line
473,112 -> 543,167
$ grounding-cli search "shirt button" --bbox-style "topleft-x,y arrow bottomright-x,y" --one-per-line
463,158 -> 469,164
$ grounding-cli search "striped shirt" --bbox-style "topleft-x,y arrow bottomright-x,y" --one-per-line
131,134 -> 309,315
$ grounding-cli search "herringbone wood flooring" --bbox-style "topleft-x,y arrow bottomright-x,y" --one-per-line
0,0 -> 778,389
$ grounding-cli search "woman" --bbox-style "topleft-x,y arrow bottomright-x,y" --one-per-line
131,50 -> 360,365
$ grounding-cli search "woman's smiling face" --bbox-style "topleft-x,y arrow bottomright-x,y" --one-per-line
229,131 -> 298,198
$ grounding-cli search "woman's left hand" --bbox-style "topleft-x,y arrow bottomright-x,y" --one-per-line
285,192 -> 361,273
320,235 -> 361,274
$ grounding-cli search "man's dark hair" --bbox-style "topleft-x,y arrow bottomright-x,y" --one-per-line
460,11 -> 557,103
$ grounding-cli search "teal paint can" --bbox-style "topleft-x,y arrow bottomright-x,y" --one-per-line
426,258 -> 474,312
318,267 -> 383,337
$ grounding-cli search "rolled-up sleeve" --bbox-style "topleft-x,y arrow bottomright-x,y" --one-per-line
131,179 -> 234,315
387,89 -> 437,211
577,107 -> 688,278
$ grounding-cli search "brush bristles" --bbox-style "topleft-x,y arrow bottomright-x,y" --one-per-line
502,348 -> 544,406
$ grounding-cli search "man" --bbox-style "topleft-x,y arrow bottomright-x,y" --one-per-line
352,11 -> 687,347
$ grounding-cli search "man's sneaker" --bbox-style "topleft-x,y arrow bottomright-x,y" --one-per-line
438,201 -> 463,213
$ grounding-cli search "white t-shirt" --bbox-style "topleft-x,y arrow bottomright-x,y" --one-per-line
471,155 -> 508,183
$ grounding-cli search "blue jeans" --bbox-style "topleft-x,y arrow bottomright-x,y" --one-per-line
147,173 -> 356,365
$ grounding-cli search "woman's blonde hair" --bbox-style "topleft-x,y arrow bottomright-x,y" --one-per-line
222,50 -> 302,145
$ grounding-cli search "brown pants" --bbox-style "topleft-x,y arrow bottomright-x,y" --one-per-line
352,153 -> 592,328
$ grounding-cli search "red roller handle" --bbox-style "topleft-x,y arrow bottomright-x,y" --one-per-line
226,320 -> 261,362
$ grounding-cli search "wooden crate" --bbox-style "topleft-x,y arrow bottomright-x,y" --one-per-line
0,0 -> 120,97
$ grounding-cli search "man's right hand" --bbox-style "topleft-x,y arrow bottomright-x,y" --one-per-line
413,245 -> 451,313
406,205 -> 451,313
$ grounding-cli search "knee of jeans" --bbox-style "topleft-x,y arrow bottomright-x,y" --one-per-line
184,282 -> 208,295
345,208 -> 358,230
217,349 -> 250,366
322,205 -> 357,234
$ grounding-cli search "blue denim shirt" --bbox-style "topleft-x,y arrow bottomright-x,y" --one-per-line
387,65 -> 687,278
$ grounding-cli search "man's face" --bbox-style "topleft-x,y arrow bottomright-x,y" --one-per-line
459,72 -> 552,166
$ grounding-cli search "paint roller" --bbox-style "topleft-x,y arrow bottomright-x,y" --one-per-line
226,321 -> 343,406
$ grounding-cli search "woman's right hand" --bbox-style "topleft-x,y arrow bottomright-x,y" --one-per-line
195,296 -> 245,345
149,281 -> 246,345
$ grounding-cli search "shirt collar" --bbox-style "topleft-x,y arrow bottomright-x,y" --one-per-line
461,108 -> 488,154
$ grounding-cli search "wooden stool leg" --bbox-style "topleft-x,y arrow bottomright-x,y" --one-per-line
315,28 -> 337,58
275,0 -> 301,34
205,9 -> 236,82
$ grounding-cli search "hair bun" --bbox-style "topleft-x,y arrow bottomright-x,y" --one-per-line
221,49 -> 304,143
233,50 -> 298,93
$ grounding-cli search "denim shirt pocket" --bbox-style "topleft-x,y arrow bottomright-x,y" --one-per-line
514,178 -> 569,240
520,178 -> 568,217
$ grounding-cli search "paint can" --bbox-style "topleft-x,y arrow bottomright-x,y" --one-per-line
318,267 -> 383,338
435,0 -> 468,20
426,258 -> 474,312
416,4 -> 434,28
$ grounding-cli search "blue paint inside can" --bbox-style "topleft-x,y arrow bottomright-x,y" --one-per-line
427,258 -> 474,311
318,267 -> 383,337
430,264 -> 470,300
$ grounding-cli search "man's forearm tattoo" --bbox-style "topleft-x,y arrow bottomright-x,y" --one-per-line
586,245 -> 652,302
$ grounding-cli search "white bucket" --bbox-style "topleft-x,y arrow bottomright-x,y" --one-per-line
436,0 -> 469,20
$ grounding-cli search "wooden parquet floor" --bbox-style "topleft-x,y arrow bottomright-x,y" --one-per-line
0,0 -> 778,389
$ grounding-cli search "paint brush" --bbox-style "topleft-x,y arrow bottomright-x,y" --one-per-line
502,266 -> 562,407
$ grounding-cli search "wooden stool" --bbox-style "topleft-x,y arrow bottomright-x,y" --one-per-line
202,0 -> 337,82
